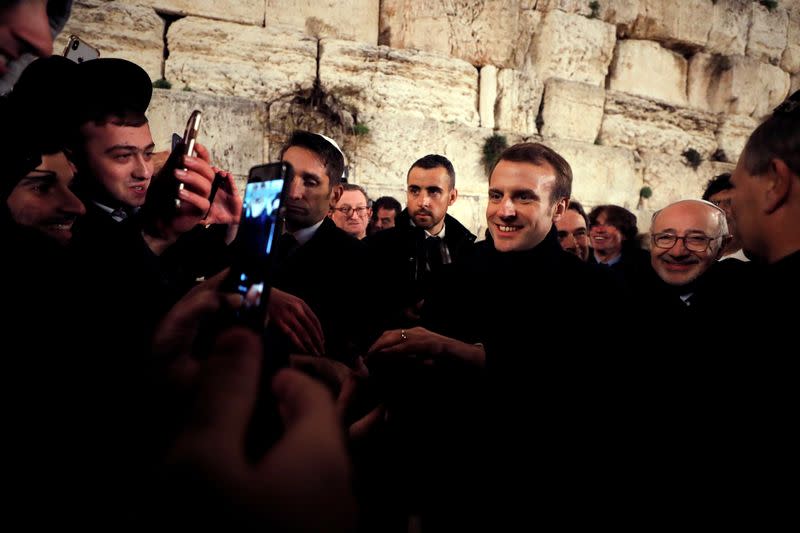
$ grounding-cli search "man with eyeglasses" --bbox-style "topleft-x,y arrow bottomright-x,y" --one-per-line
330,183 -> 371,239
649,199 -> 731,291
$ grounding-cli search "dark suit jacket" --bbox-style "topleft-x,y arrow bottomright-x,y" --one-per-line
366,209 -> 476,330
270,217 -> 373,364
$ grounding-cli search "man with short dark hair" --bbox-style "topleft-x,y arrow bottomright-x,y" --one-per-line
367,153 -> 475,329
269,130 -> 372,363
330,183 -> 371,239
368,195 -> 401,235
556,199 -> 590,261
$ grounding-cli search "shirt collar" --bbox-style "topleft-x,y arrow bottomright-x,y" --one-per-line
289,218 -> 325,246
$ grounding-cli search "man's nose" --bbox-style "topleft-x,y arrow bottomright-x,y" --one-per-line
499,197 -> 515,217
287,177 -> 304,199
58,187 -> 87,216
134,155 -> 153,179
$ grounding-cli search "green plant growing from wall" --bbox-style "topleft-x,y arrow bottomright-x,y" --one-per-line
482,134 -> 508,176
682,148 -> 703,170
152,78 -> 171,89
588,1 -> 601,19
353,123 -> 369,136
637,185 -> 652,209
759,0 -> 778,11
182,84 -> 192,92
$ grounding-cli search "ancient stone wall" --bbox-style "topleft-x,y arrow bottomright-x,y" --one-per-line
56,0 -> 797,236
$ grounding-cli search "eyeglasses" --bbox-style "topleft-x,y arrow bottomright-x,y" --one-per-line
651,232 -> 720,252
333,206 -> 369,217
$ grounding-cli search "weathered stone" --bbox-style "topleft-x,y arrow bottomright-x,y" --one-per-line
630,0 -> 712,52
318,39 -> 479,128
608,40 -> 687,106
264,0 -> 379,44
540,79 -> 604,143
641,153 -> 735,208
597,0 -> 640,38
534,0 -> 591,16
707,0 -> 751,56
479,66 -> 498,129
688,53 -> 790,118
53,0 -> 163,82
747,3 -> 788,65
715,114 -> 758,165
379,0 -> 531,68
530,10 -> 616,86
599,90 -> 718,158
781,7 -> 800,73
148,89 -> 267,178
133,0 -> 264,25
495,68 -> 542,135
165,17 -> 317,101
545,138 -> 642,210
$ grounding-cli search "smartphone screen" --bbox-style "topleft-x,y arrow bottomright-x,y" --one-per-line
223,162 -> 292,323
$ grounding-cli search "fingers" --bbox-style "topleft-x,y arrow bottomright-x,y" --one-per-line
294,302 -> 325,355
349,405 -> 385,442
193,142 -> 212,164
185,327 -> 263,442
367,329 -> 405,354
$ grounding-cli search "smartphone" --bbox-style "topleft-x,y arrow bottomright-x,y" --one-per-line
221,162 -> 292,327
62,35 -> 100,64
174,110 -> 202,209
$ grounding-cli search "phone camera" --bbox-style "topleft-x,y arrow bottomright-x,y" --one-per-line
71,40 -> 79,50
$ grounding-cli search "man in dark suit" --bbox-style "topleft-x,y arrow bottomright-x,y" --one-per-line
268,130 -> 372,364
367,154 -> 476,330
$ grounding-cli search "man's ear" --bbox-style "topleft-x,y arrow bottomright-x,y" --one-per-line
765,158 -> 793,214
448,187 -> 458,206
551,197 -> 568,222
329,183 -> 343,207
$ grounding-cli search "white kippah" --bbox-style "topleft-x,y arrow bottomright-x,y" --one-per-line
315,132 -> 347,180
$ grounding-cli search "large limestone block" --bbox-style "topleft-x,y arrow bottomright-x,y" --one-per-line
746,3 -> 788,65
479,66 -> 498,129
165,17 -> 317,101
318,39 -> 479,128
530,10 -> 616,86
597,0 -> 640,38
132,0 -> 264,25
264,0 -> 379,44
148,89 -> 267,177
544,138 -> 641,209
53,0 -> 163,82
707,0 -> 751,56
642,153 -> 734,208
540,79 -> 604,143
534,0 -> 591,16
599,91 -> 718,158
630,0 -> 712,51
608,39 -> 687,107
715,114 -> 758,165
494,68 -> 543,135
379,0 -> 532,68
782,7 -> 800,74
688,53 -> 790,118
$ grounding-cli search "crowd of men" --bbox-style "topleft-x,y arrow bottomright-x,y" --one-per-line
2,1 -> 798,530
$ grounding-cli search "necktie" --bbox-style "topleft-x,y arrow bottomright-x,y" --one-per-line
426,236 -> 443,272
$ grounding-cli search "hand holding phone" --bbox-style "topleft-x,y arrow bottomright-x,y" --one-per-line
175,110 -> 202,209
62,35 -> 100,64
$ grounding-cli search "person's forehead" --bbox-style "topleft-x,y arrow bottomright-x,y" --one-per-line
283,146 -> 329,180
377,207 -> 396,217
408,165 -> 450,187
558,209 -> 586,229
489,159 -> 556,188
654,202 -> 714,231
339,190 -> 367,205
82,121 -> 152,145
